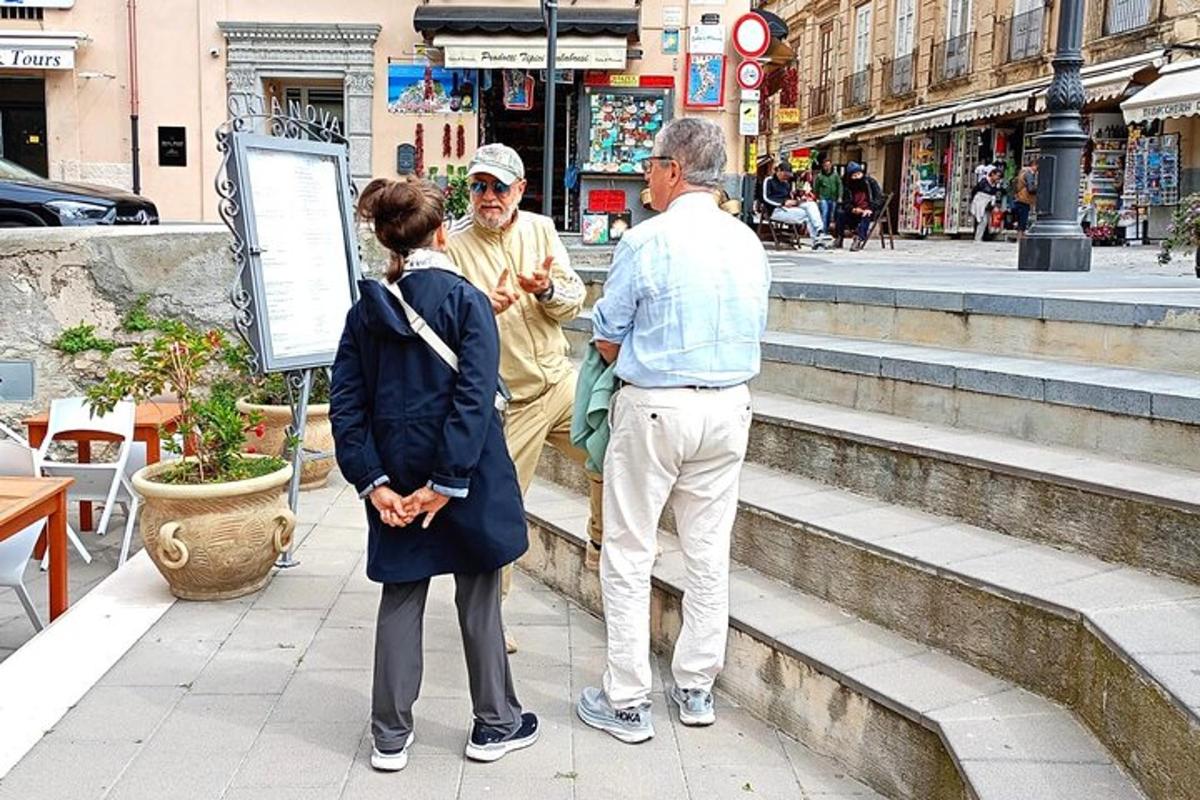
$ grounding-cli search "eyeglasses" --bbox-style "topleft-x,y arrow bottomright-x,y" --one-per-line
469,179 -> 512,196
640,156 -> 675,173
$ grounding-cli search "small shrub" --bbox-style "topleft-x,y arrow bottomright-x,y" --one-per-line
54,323 -> 118,355
121,294 -> 159,333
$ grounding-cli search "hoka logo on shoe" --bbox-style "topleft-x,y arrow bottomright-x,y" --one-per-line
615,709 -> 641,724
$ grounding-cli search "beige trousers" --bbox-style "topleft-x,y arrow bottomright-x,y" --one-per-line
600,384 -> 752,708
502,370 -> 603,599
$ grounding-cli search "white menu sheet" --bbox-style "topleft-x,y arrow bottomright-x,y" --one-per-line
245,147 -> 354,363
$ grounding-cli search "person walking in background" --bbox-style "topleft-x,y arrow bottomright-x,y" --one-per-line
814,155 -> 842,235
331,177 -> 538,773
446,144 -> 604,650
838,161 -> 883,250
971,166 -> 1003,242
576,118 -> 770,743
1013,161 -> 1037,238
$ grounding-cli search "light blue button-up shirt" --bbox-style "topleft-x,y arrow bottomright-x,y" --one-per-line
592,192 -> 771,388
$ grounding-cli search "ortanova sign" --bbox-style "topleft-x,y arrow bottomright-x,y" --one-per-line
0,47 -> 74,69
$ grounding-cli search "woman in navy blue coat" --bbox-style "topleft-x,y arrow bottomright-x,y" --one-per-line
330,177 -> 538,772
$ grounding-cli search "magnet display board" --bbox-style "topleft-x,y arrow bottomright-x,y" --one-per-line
226,133 -> 360,372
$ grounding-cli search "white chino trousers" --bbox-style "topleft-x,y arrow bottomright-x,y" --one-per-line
600,383 -> 753,709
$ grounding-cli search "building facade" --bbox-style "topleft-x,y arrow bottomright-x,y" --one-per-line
760,0 -> 1200,238
0,0 -> 753,226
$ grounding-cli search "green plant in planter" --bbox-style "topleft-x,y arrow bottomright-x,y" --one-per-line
1158,193 -> 1200,272
54,322 -> 118,355
86,320 -> 286,485
446,165 -> 470,221
243,369 -> 331,406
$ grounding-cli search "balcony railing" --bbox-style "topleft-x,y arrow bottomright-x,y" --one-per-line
842,67 -> 872,110
999,7 -> 1045,63
882,53 -> 916,98
809,83 -> 833,118
931,32 -> 974,85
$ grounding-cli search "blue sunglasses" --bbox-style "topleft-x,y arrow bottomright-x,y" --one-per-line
469,179 -> 512,196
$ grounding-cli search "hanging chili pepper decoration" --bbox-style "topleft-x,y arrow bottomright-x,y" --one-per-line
456,123 -> 466,159
442,123 -> 452,158
414,123 -> 425,176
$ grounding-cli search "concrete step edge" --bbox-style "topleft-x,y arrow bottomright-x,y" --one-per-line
749,391 -> 1200,512
563,313 -> 1200,425
572,267 -> 1200,332
523,481 -> 1145,800
735,461 -> 1200,728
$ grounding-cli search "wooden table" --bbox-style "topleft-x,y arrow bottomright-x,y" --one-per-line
0,476 -> 73,621
24,402 -> 182,531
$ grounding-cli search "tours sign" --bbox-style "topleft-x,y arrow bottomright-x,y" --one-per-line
0,47 -> 74,70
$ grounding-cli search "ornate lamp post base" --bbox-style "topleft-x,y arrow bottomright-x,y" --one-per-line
1015,0 -> 1092,273
1018,232 -> 1092,272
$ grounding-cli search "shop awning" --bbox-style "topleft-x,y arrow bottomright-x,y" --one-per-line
431,34 -> 629,70
814,129 -> 851,146
955,89 -> 1032,123
1122,58 -> 1200,123
894,105 -> 957,135
414,5 -> 639,38
1033,65 -> 1145,112
0,30 -> 87,70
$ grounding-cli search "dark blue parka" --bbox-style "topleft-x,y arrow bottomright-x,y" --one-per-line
330,260 -> 527,584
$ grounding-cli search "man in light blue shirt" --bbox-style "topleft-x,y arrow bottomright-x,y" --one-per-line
576,118 -> 770,744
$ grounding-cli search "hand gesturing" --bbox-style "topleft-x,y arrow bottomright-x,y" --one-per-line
516,256 -> 553,296
489,267 -> 520,314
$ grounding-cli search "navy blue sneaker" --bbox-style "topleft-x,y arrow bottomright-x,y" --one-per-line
464,712 -> 540,762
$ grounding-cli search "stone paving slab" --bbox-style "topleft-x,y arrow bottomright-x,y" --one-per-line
0,475 -> 882,800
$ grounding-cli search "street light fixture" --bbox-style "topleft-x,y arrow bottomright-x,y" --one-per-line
1017,0 -> 1091,271
541,0 -> 559,219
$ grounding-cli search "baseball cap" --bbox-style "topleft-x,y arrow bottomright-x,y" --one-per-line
467,143 -> 525,185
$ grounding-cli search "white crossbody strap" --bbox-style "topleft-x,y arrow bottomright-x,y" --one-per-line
385,281 -> 459,372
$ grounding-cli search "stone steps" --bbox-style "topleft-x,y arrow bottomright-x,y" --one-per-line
521,480 -> 1148,800
574,269 -> 1200,374
562,316 -> 1200,471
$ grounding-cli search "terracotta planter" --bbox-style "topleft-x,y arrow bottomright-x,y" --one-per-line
132,458 -> 296,601
237,399 -> 335,490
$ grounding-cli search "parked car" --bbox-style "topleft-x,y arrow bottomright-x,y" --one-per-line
0,158 -> 159,227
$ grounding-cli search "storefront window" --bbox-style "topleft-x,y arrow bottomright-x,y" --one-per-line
582,91 -> 664,174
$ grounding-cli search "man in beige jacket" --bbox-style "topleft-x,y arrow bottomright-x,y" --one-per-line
447,144 -> 603,653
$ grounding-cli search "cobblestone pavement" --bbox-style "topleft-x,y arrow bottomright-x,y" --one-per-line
0,474 -> 881,800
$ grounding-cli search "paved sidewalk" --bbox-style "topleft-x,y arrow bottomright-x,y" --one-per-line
0,474 -> 881,800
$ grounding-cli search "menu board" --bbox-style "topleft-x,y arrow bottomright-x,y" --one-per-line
229,134 -> 360,372
583,91 -> 666,174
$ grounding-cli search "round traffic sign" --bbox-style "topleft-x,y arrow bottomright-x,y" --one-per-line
732,12 -> 771,60
737,60 -> 764,90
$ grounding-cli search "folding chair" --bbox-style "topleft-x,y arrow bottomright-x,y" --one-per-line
0,433 -> 51,631
865,191 -> 896,250
34,398 -> 140,567
0,422 -> 92,571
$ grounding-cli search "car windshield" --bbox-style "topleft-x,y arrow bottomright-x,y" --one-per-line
0,158 -> 45,182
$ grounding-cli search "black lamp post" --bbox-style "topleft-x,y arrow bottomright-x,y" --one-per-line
541,0 -> 559,218
1017,0 -> 1092,271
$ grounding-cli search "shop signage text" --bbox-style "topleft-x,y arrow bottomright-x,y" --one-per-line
2,0 -> 75,6
777,107 -> 801,126
688,24 -> 725,55
584,72 -> 674,89
662,6 -> 684,27
0,47 -> 74,70
443,43 -> 627,70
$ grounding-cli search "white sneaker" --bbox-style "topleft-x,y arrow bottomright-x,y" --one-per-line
371,732 -> 415,772
670,686 -> 716,727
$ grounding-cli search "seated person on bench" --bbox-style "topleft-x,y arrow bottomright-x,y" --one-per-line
837,161 -> 883,251
762,161 -> 829,249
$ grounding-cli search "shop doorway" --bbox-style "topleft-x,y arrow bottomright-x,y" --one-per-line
883,140 -> 903,229
0,77 -> 48,177
265,79 -> 345,137
480,70 -> 575,230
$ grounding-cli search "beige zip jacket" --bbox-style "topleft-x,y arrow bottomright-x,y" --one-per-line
447,211 -> 586,404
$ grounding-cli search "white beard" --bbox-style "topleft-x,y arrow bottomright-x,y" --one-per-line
473,205 -> 517,232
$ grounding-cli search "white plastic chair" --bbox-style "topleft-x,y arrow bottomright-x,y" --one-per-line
34,398 -> 140,567
0,422 -> 92,568
0,435 -> 48,631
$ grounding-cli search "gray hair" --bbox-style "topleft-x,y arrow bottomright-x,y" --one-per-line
654,117 -> 727,188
